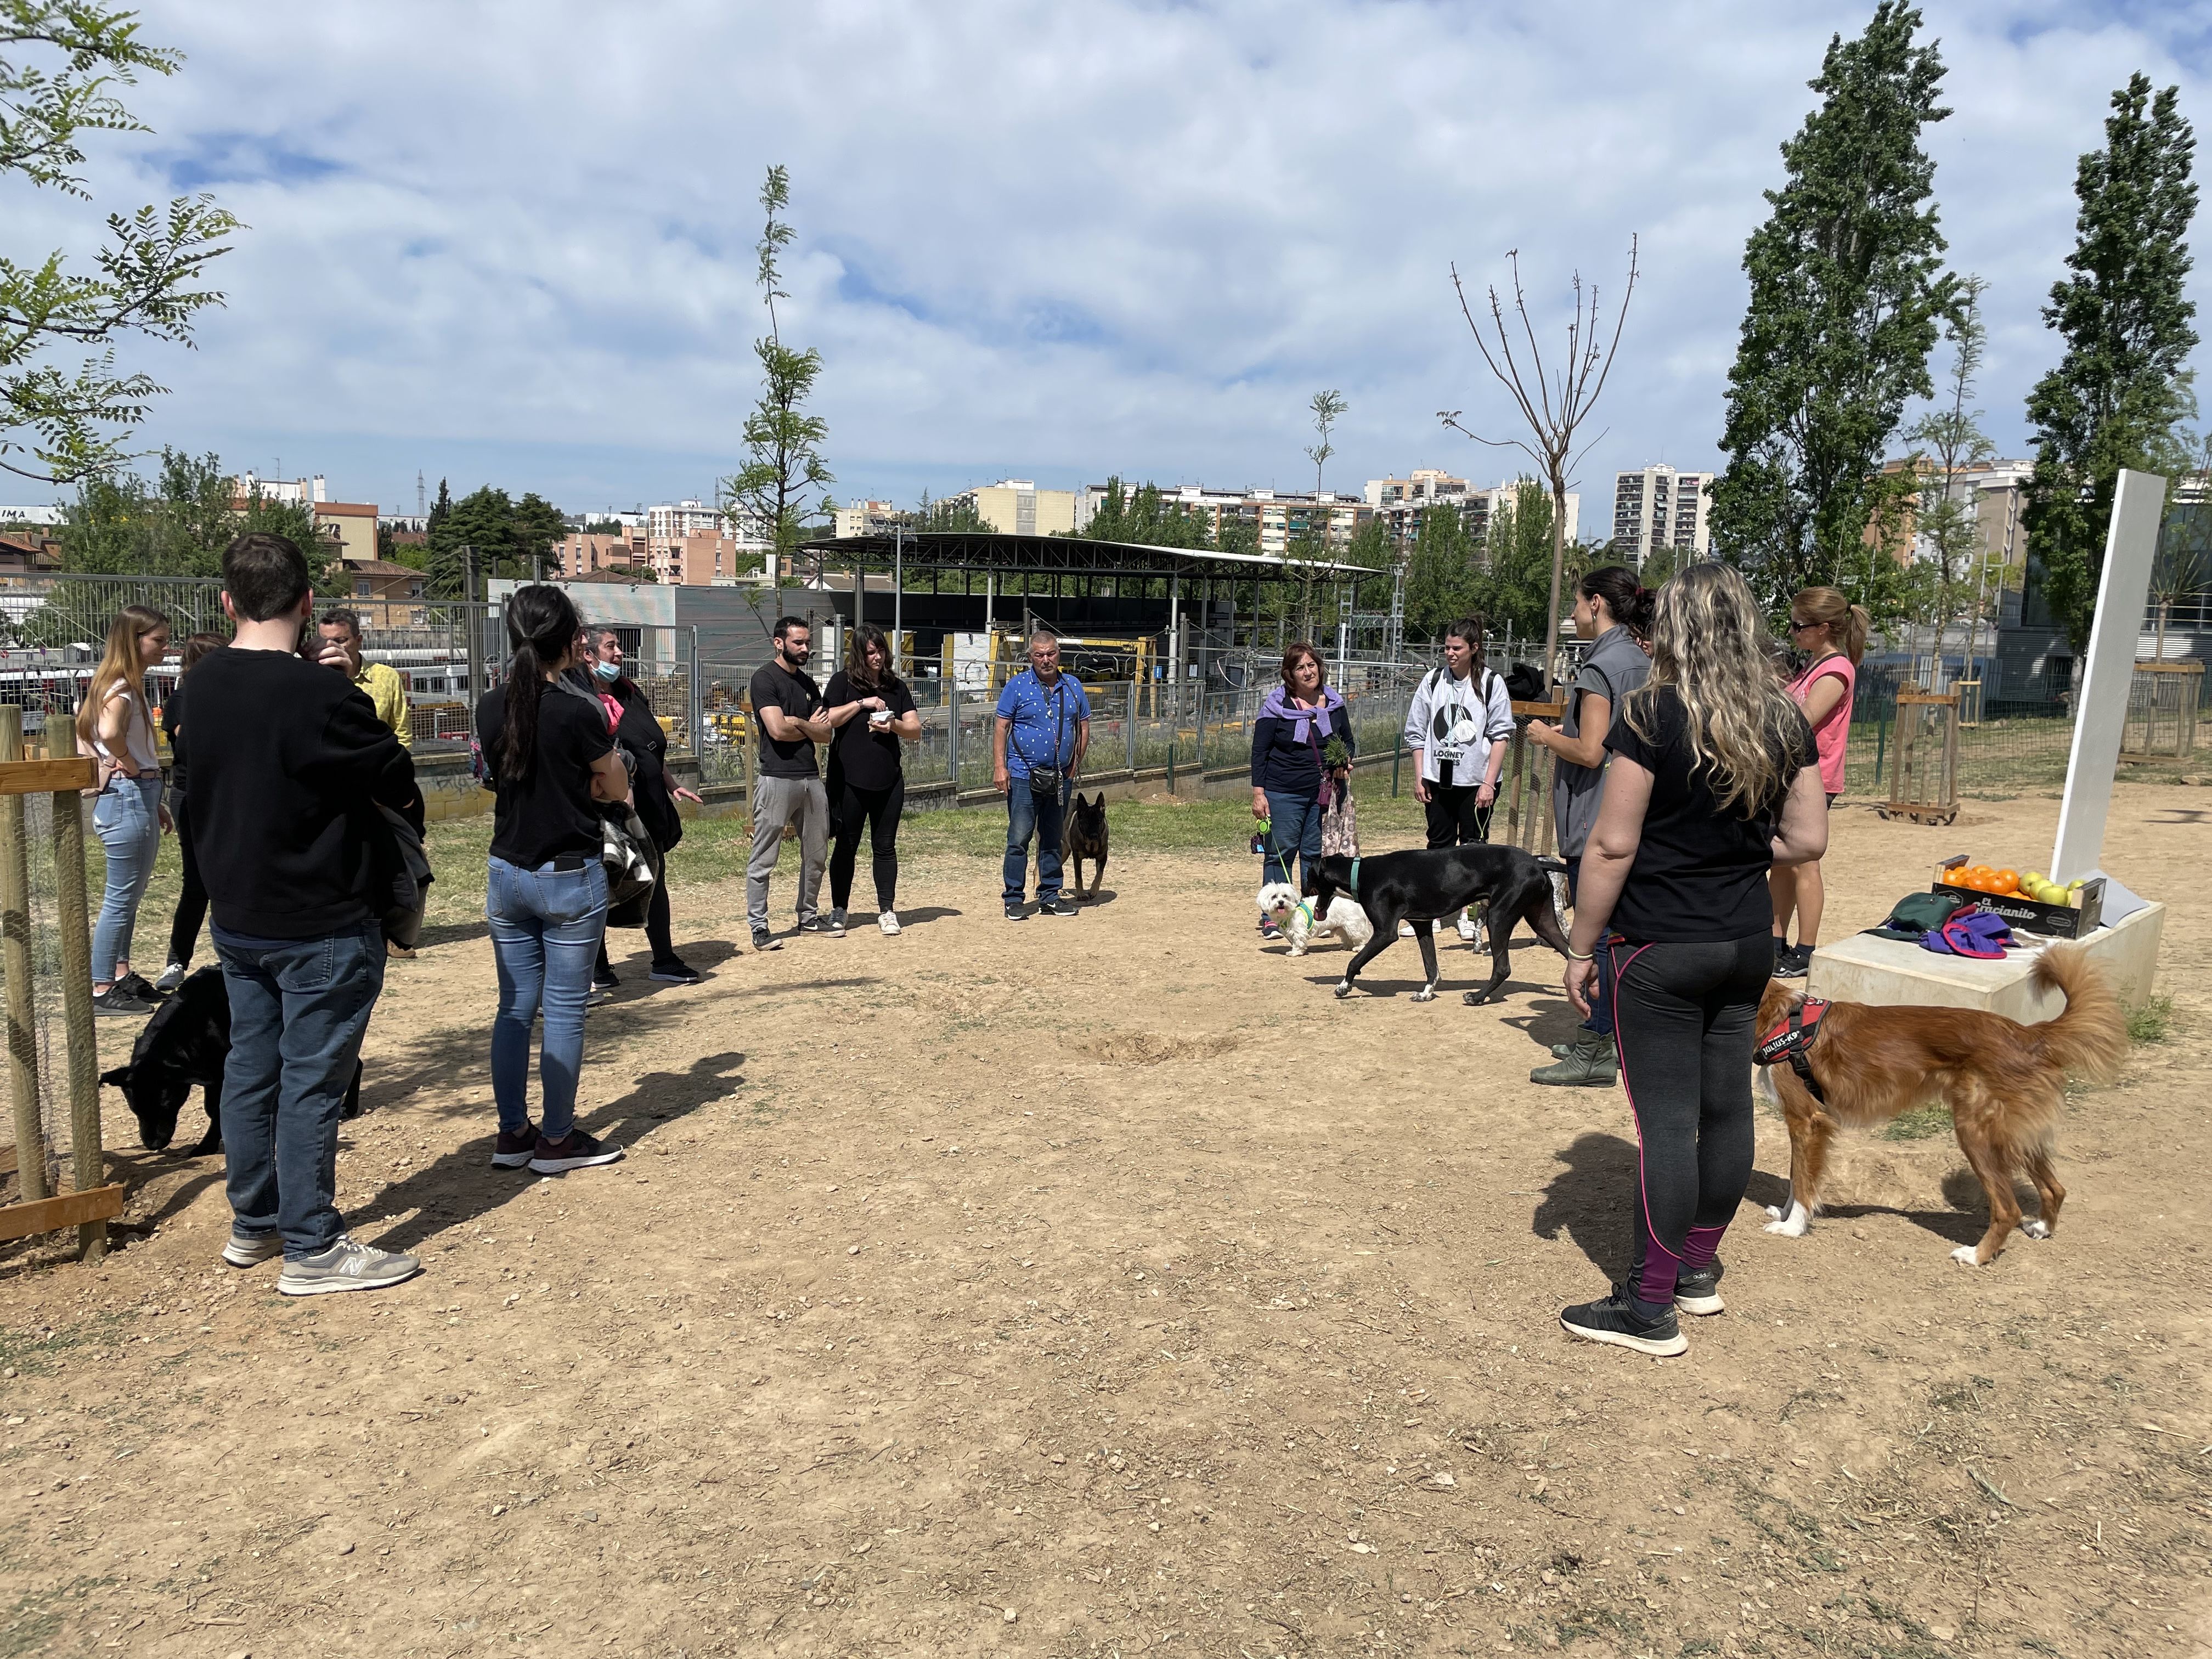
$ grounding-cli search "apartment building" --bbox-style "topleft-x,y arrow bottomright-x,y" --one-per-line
833,499 -> 901,538
1611,465 -> 1713,562
1075,483 -> 1374,556
552,527 -> 766,586
1364,471 -> 1580,555
1870,456 -> 2035,576
940,480 -> 1080,537
229,471 -> 379,563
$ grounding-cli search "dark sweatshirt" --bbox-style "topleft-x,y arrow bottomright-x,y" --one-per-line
183,646 -> 420,940
1249,704 -> 1356,795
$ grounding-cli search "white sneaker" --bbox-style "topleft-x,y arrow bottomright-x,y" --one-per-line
1456,913 -> 1478,943
1398,921 -> 1416,938
879,911 -> 900,935
154,961 -> 188,995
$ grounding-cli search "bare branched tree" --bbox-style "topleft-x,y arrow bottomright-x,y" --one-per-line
1440,236 -> 1639,691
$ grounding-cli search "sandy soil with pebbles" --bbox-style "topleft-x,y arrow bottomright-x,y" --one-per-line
2,783 -> 2208,1658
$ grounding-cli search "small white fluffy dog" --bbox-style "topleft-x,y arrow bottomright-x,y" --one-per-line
1256,882 -> 1375,956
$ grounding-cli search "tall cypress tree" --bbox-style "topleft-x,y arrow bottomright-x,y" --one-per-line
2023,74 -> 2199,650
1710,2 -> 1955,608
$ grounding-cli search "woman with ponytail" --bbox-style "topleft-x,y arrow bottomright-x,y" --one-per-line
76,604 -> 173,1013
1769,586 -> 1867,979
1525,566 -> 1652,1087
473,585 -> 634,1176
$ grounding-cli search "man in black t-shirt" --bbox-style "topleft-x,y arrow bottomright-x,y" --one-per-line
745,617 -> 832,950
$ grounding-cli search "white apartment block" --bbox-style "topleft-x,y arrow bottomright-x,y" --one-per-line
647,499 -> 729,541
1612,465 -> 1713,562
1365,471 -> 1580,554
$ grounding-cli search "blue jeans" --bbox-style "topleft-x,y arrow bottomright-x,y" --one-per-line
1003,776 -> 1070,903
91,775 -> 162,983
1262,788 -> 1324,893
487,856 -> 608,1142
1564,855 -> 1616,1039
216,922 -> 386,1257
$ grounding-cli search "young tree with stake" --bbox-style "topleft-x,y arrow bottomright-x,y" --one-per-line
1899,275 -> 2000,681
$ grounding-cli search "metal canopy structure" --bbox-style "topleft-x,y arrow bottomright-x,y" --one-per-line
809,531 -> 1375,584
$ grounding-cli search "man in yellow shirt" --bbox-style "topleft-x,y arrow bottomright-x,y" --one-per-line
316,607 -> 412,748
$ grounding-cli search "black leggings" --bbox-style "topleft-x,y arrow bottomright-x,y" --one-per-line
1423,782 -> 1492,847
168,798 -> 209,967
830,778 -> 904,911
1609,933 -> 1771,1303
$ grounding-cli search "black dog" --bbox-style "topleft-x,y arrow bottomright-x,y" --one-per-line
1312,844 -> 1571,1006
99,968 -> 362,1155
1066,791 -> 1109,901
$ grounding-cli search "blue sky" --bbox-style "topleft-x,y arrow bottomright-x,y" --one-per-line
12,0 -> 2212,519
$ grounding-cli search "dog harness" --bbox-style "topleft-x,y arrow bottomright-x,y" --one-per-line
1754,998 -> 1831,1103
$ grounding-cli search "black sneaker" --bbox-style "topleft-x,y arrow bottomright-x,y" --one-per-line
114,970 -> 167,1001
1559,1283 -> 1688,1356
1004,904 -> 1028,922
650,957 -> 701,985
490,1124 -> 539,1170
796,915 -> 830,934
822,910 -> 847,938
592,962 -> 620,991
1040,896 -> 1079,917
752,927 -> 781,951
1674,1259 -> 1726,1317
1775,944 -> 1811,980
528,1127 -> 624,1174
93,985 -> 153,1017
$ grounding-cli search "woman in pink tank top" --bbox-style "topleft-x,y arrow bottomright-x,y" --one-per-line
1769,587 -> 1867,979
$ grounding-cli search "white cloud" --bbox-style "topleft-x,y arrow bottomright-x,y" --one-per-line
19,0 -> 2209,516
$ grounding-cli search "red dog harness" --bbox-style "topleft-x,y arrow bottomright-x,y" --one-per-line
1755,997 -> 1831,1104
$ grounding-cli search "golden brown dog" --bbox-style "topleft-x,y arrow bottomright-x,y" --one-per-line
1754,945 -> 2125,1266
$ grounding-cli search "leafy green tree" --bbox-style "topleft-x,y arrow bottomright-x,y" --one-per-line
2,5 -> 240,484
1403,503 -> 1476,637
912,489 -> 992,533
2023,73 -> 2200,650
1710,2 -> 1956,608
721,165 -> 832,584
1471,482 -> 1565,640
583,516 -> 624,535
1898,274 -> 2001,672
1343,514 -> 1393,609
511,491 -> 566,573
52,449 -> 329,597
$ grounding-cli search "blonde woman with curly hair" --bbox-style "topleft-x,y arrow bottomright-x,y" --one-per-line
1555,562 -> 1828,1357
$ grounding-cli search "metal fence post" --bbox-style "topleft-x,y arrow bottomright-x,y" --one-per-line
1125,678 -> 1138,777
946,684 -> 961,793
687,627 -> 702,757
461,546 -> 481,715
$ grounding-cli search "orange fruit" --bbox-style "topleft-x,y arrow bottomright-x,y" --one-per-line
1994,868 -> 2019,890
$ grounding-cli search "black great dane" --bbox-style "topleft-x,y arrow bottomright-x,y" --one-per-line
1311,845 -> 1571,1006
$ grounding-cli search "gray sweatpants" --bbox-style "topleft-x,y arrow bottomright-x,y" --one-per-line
748,774 -> 828,932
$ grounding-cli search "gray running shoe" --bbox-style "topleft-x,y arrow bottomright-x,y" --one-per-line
154,961 -> 188,995
276,1234 -> 422,1297
823,909 -> 847,938
222,1227 -> 283,1269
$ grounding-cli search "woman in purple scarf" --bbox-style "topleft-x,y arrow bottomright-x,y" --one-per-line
1250,642 -> 1353,938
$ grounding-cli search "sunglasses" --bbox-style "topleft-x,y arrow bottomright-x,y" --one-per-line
1787,619 -> 1818,631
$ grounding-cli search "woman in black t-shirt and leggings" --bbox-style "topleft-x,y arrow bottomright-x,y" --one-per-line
1557,563 -> 1827,1357
823,625 -> 920,935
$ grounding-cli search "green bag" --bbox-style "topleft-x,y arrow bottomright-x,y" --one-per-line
1864,889 -> 1970,943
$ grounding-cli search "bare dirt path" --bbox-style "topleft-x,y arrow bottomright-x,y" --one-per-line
3,785 -> 2208,1658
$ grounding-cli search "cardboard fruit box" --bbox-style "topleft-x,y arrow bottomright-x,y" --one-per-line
1932,857 -> 2104,939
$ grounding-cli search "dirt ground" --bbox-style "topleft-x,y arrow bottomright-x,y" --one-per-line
2,781 -> 2208,1659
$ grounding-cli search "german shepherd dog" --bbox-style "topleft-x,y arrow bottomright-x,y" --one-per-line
100,967 -> 363,1155
1311,844 -> 1571,1005
1065,791 -> 1109,901
1755,945 -> 2125,1266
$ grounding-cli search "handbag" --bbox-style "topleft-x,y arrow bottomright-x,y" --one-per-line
1321,780 -> 1359,858
550,675 -> 657,910
374,804 -> 436,950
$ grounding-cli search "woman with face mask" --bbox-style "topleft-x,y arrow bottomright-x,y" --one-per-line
583,628 -> 703,988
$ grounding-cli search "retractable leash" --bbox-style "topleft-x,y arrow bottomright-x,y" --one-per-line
1754,998 -> 1832,1104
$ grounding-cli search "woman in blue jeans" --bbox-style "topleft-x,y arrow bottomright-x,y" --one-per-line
77,604 -> 173,1015
1249,642 -> 1353,938
473,585 -> 634,1175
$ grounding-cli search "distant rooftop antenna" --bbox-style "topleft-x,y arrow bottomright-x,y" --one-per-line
416,471 -> 425,517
